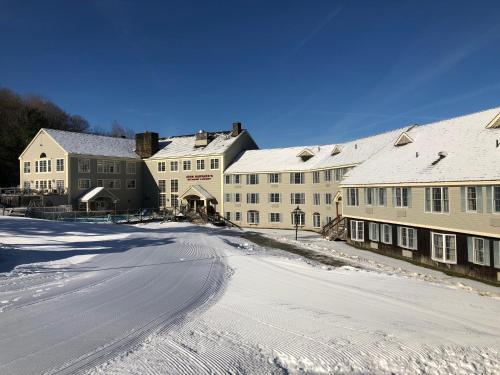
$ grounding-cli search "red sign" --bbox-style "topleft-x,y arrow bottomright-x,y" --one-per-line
186,174 -> 214,181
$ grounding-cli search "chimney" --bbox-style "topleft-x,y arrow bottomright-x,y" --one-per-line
135,132 -> 159,158
232,122 -> 242,137
195,130 -> 209,148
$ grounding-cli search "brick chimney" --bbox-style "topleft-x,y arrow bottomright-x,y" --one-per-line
232,122 -> 242,137
135,132 -> 159,158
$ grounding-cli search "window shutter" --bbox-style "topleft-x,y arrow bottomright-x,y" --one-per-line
290,193 -> 293,204
494,241 -> 500,269
350,220 -> 355,240
486,186 -> 493,213
425,188 -> 431,212
397,227 -> 401,246
476,186 -> 483,213
413,229 -> 418,250
392,188 -> 396,207
407,188 -> 412,208
460,187 -> 466,212
467,237 -> 473,262
364,188 -> 368,205
483,239 -> 491,266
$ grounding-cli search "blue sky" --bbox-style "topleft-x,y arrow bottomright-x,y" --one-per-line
1,0 -> 500,147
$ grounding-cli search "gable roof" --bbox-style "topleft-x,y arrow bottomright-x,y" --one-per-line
394,132 -> 414,146
152,131 -> 246,158
341,107 -> 500,185
43,128 -> 139,159
225,128 -> 403,173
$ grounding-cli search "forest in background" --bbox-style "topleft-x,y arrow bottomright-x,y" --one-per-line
0,88 -> 133,187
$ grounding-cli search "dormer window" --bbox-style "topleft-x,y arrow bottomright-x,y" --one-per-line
486,112 -> 500,129
296,148 -> 315,162
330,145 -> 341,155
40,152 -> 47,158
394,132 -> 414,147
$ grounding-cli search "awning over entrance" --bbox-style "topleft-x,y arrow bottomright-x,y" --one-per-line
80,187 -> 119,212
179,185 -> 215,201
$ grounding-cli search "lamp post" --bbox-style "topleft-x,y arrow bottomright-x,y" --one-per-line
292,205 -> 303,241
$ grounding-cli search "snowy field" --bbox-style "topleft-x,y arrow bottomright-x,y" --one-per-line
0,217 -> 499,374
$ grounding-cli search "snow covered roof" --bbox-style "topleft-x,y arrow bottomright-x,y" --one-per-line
341,107 -> 500,185
225,128 -> 403,173
44,129 -> 139,159
152,131 -> 244,158
179,185 -> 216,201
80,187 -> 119,202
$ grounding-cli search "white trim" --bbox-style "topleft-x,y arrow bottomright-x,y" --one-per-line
431,232 -> 457,264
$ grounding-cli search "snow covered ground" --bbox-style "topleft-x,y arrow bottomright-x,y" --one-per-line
1,217 -> 499,374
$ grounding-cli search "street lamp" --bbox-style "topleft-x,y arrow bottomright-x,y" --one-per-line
292,205 -> 304,241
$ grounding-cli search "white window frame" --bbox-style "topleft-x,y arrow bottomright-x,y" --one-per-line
466,186 -> 477,212
290,193 -> 305,205
269,193 -> 280,203
431,232 -> 457,264
395,187 -> 409,208
312,171 -> 320,184
347,188 -> 359,207
398,226 -> 417,250
170,161 -> 178,172
170,179 -> 179,193
183,160 -> 191,171
234,175 -> 241,184
313,193 -> 320,205
268,173 -> 280,184
234,193 -> 241,203
196,159 -> 205,171
325,193 -> 332,205
78,178 -> 91,190
324,170 -> 332,182
210,158 -> 220,170
54,158 -> 63,172
247,211 -> 259,224
225,193 -> 232,203
494,186 -> 500,214
369,222 -> 379,242
158,180 -> 166,193
378,188 -> 386,207
350,220 -> 364,242
224,175 -> 232,184
126,161 -> 136,174
246,174 -> 259,185
246,193 -> 259,204
366,188 -> 375,206
472,237 -> 486,265
269,212 -> 281,223
158,161 -> 166,172
381,224 -> 392,244
425,187 -> 449,213
313,213 -> 321,228
291,211 -> 305,226
23,161 -> 31,174
97,160 -> 120,174
234,212 -> 241,221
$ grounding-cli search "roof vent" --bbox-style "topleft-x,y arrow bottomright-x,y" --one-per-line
431,151 -> 448,166
296,148 -> 315,162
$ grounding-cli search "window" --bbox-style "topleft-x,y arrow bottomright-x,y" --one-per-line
37,180 -> 50,190
39,159 -> 48,173
290,193 -> 305,205
247,211 -> 259,224
159,194 -> 166,208
246,193 -> 259,204
56,180 -> 64,190
394,187 -> 410,208
424,187 -> 449,213
290,172 -> 304,184
269,213 -> 281,223
23,162 -> 30,174
210,158 -> 220,170
381,224 -> 392,244
97,179 -> 103,187
234,193 -> 241,203
170,161 -> 178,172
170,179 -> 178,193
347,188 -> 359,206
225,175 -> 232,184
268,173 -> 280,183
350,220 -> 364,241
97,160 -> 120,174
246,174 -> 259,185
398,227 -> 417,250
78,179 -> 91,189
126,162 -> 136,174
324,170 -> 332,182
313,193 -> 320,205
334,168 -> 345,182
158,161 -> 166,172
225,212 -> 231,221
365,188 -> 375,206
55,158 -> 64,172
225,193 -> 232,203
35,161 -> 38,173
269,193 -> 280,203
471,237 -> 486,265
431,232 -> 456,264
171,194 -> 179,208
126,179 -> 136,189
467,187 -> 477,211
183,160 -> 191,171
101,179 -> 121,189
291,211 -> 305,226
369,222 -> 379,241
325,193 -> 332,205
23,181 -> 30,190
378,188 -> 387,207
312,171 -> 320,184
234,175 -> 241,184
158,180 -> 166,193
196,159 -> 205,170
235,212 -> 241,221
313,213 -> 321,228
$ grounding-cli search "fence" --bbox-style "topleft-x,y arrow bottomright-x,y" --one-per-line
25,208 -> 177,224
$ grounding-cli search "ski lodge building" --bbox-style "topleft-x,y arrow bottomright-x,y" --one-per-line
18,108 -> 500,282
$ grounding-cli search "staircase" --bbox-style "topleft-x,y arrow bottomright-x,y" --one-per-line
322,215 -> 347,241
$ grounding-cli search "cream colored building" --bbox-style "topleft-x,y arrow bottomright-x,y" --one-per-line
222,129 -> 402,231
340,107 -> 500,282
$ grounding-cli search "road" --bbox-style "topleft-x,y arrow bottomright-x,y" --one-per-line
0,219 -> 226,375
